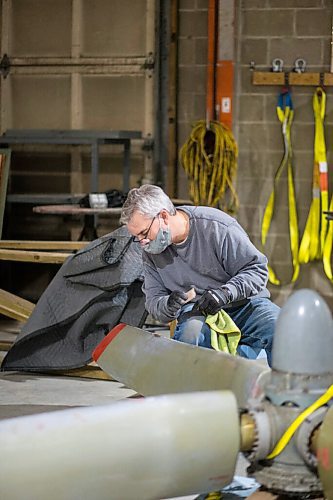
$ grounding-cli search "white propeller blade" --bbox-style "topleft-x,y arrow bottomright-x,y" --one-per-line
0,391 -> 239,500
93,324 -> 270,408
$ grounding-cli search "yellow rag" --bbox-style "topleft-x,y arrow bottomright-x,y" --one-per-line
205,310 -> 241,355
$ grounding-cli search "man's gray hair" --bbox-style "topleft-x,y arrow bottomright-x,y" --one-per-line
120,184 -> 176,224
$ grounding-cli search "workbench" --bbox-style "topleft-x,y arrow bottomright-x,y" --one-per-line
0,129 -> 142,193
33,204 -> 123,240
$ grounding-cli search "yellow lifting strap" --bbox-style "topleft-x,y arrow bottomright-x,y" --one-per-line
261,90 -> 300,285
323,199 -> 333,281
267,383 -> 333,460
299,87 -> 328,264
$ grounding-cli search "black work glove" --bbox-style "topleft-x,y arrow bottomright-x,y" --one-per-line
166,290 -> 188,317
194,288 -> 230,315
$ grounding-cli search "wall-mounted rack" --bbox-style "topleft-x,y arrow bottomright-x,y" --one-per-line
252,72 -> 333,87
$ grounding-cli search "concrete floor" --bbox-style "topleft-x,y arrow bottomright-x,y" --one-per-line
0,318 -> 258,499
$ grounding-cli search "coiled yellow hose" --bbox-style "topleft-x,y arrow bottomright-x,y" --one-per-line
179,120 -> 239,213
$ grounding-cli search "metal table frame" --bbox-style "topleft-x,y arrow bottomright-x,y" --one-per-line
0,129 -> 142,193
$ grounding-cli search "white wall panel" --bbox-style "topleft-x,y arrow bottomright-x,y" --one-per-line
81,0 -> 147,56
10,0 -> 72,56
11,75 -> 71,128
81,75 -> 145,130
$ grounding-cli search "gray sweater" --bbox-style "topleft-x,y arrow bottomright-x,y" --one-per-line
142,206 -> 270,323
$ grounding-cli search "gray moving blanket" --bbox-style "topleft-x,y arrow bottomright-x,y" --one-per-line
1,226 -> 146,372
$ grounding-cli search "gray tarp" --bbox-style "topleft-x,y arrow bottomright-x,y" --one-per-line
1,226 -> 146,372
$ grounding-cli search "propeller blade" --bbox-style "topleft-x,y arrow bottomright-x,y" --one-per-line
317,405 -> 333,499
0,391 -> 239,500
93,323 -> 270,408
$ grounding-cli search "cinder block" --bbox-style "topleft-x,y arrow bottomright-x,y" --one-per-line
177,168 -> 190,199
269,287 -> 295,308
296,9 -> 332,37
295,179 -> 314,213
263,232 -> 292,263
238,122 -> 268,150
241,0 -> 268,9
325,125 -> 333,151
237,177 -> 273,206
292,87 -> 319,99
238,94 -> 265,121
236,205 -> 262,235
266,123 -> 284,151
263,151 -> 293,178
195,38 -> 208,64
179,0 -> 196,9
323,37 -> 332,69
293,94 -> 317,123
196,0 -> 209,9
297,206 -> 314,235
292,123 -> 315,151
178,93 -> 195,122
270,0 -> 323,7
263,95 -> 281,123
266,260 -> 297,289
178,123 -> 194,148
240,38 -> 269,66
270,37 -> 322,68
242,10 -> 294,37
323,96 -> 333,125
313,262 -> 333,297
240,67 -> 276,94
194,93 -> 206,119
178,66 -> 207,93
179,10 -> 208,37
293,151 -> 314,182
178,38 -> 196,65
237,150 -> 270,178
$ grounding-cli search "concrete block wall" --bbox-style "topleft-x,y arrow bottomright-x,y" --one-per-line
236,0 -> 333,307
177,0 -> 208,193
177,0 -> 333,308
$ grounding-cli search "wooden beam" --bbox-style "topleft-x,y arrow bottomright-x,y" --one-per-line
0,240 -> 88,250
0,249 -> 72,264
0,340 -> 13,351
44,365 -> 114,381
0,288 -> 34,322
324,72 -> 333,86
252,71 -> 285,85
252,71 -> 333,86
288,72 -> 320,86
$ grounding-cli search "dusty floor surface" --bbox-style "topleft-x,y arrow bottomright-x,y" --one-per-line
0,317 -> 259,499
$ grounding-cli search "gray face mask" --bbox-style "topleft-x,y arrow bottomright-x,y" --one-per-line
143,218 -> 172,254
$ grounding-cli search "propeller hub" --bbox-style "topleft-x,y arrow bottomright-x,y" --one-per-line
272,289 -> 333,375
246,289 -> 333,496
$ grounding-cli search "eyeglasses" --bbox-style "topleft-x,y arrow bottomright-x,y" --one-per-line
133,216 -> 157,243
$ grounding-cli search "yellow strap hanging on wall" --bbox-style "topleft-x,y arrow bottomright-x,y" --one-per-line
261,90 -> 300,285
323,199 -> 333,280
299,88 -> 328,264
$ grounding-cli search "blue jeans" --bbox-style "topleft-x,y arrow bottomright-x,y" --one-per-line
173,298 -> 280,366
